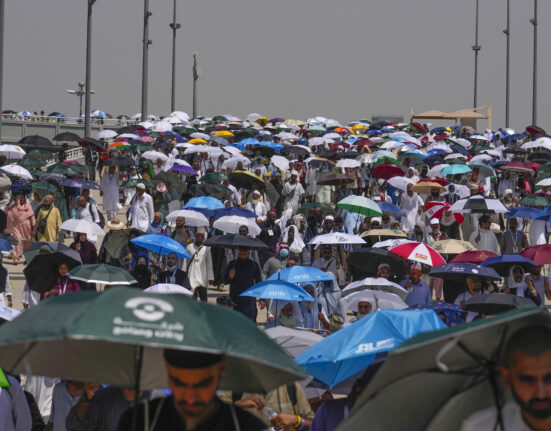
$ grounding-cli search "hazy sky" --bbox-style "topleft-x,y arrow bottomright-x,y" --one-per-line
5,0 -> 550,130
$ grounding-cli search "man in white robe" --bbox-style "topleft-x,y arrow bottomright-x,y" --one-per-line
99,165 -> 120,220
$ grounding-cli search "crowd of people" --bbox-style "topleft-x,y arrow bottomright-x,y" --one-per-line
1,113 -> 551,430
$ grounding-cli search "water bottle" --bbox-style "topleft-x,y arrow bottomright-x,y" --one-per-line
265,407 -> 278,431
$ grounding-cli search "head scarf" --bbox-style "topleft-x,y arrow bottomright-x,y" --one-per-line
282,225 -> 305,254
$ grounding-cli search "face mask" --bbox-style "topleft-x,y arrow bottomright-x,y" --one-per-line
167,264 -> 177,271
279,249 -> 289,258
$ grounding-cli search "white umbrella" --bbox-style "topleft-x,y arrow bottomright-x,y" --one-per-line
222,146 -> 241,156
96,129 -> 117,139
0,304 -> 20,322
117,133 -> 140,139
276,132 -> 299,141
426,164 -> 450,177
213,216 -> 261,236
138,121 -> 154,129
372,239 -> 415,249
443,153 -> 467,161
341,277 -> 408,300
265,327 -> 323,358
184,146 -> 223,157
522,137 -> 551,150
336,159 -> 361,169
270,155 -> 290,171
470,154 -> 492,163
145,283 -> 192,295
170,111 -> 190,121
0,164 -> 32,180
0,145 -> 25,160
449,195 -> 508,214
152,121 -> 172,132
308,232 -> 365,246
323,132 -> 341,140
443,183 -> 470,199
537,178 -> 551,187
222,156 -> 251,170
340,290 -> 407,311
60,219 -> 104,236
166,209 -> 209,226
387,176 -> 415,192
141,151 -> 168,162
190,132 -> 210,140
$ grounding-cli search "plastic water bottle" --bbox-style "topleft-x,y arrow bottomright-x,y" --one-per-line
265,406 -> 278,431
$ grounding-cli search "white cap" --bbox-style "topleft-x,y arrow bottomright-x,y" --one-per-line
504,189 -> 513,196
291,170 -> 298,176
410,262 -> 422,271
430,218 -> 439,225
371,217 -> 382,224
252,190 -> 260,196
136,183 -> 146,190
325,215 -> 334,221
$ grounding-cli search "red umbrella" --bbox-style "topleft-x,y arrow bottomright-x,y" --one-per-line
411,122 -> 427,133
500,161 -> 537,174
389,242 -> 445,267
419,177 -> 449,187
424,201 -> 465,225
352,139 -> 376,147
521,245 -> 551,265
433,134 -> 448,141
449,250 -> 498,264
329,142 -> 350,151
372,164 -> 405,180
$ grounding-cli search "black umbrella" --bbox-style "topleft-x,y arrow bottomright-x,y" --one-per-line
23,241 -> 82,264
188,183 -> 233,200
103,156 -> 135,168
463,293 -> 537,315
24,252 -> 82,293
18,135 -> 53,147
77,137 -> 105,153
204,234 -> 269,250
316,173 -> 355,186
53,132 -> 81,142
527,151 -> 551,162
280,146 -> 310,157
347,247 -> 408,279
116,125 -> 143,134
153,171 -> 186,200
229,171 -> 266,191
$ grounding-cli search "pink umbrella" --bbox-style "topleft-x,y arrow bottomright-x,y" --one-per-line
389,242 -> 446,267
521,245 -> 551,265
137,135 -> 155,142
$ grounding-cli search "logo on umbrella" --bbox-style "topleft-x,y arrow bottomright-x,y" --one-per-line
414,253 -> 428,261
125,297 -> 174,322
354,337 -> 395,354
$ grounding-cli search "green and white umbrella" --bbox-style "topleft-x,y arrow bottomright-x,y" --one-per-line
0,287 -> 305,393
337,195 -> 382,217
69,264 -> 136,285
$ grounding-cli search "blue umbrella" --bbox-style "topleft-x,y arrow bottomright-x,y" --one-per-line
184,207 -> 214,219
0,239 -> 13,253
60,178 -> 100,190
377,202 -> 404,217
239,137 -> 260,146
440,165 -> 472,176
184,196 -> 224,210
240,280 -> 315,302
267,266 -> 334,283
296,309 -> 446,386
408,301 -> 465,326
430,127 -> 447,134
130,235 -> 191,258
429,263 -> 501,282
427,149 -> 447,156
449,143 -> 470,156
505,206 -> 541,219
91,109 -> 105,119
481,255 -> 538,276
212,207 -> 257,219
536,205 -> 551,221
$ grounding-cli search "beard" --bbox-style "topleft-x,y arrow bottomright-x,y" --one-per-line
280,313 -> 297,328
358,311 -> 370,319
511,385 -> 551,419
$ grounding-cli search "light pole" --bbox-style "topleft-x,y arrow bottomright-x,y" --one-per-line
503,0 -> 510,128
67,82 -> 95,117
141,0 -> 152,122
0,0 -> 6,144
192,52 -> 199,118
84,0 -> 96,138
530,0 -> 538,124
169,0 -> 180,113
472,0 -> 481,109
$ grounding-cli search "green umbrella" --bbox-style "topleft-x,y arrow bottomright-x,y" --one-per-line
29,169 -> 44,178
0,287 -> 306,392
199,171 -> 228,183
121,178 -> 154,189
27,149 -> 53,160
337,195 -> 382,217
19,158 -> 43,169
373,158 -> 401,168
339,308 -> 545,431
130,143 -> 151,152
153,171 -> 186,200
103,228 -> 145,259
31,181 -> 59,194
172,126 -> 197,135
297,202 -> 334,216
519,194 -> 551,207
69,264 -> 136,285
47,164 -> 89,176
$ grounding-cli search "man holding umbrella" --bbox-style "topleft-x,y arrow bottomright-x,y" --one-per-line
400,263 -> 431,307
186,228 -> 213,302
469,215 -> 501,255
225,248 -> 261,321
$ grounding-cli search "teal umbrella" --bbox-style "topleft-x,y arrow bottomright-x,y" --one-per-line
69,264 -> 136,285
440,164 -> 472,176
0,287 -> 306,393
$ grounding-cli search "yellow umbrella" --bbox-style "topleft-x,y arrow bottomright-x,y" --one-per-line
411,182 -> 445,194
430,239 -> 477,254
256,117 -> 270,126
214,130 -> 234,138
351,124 -> 367,132
188,138 -> 207,145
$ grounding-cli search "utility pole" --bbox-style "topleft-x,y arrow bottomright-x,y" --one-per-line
84,0 -> 96,138
530,0 -> 538,124
141,0 -> 152,122
472,0 -> 481,109
67,82 -> 95,117
169,0 -> 181,113
0,0 -> 5,144
192,52 -> 199,119
503,0 -> 510,127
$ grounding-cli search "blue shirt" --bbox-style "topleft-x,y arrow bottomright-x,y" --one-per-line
401,279 -> 431,306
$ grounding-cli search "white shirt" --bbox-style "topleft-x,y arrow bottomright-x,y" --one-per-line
0,376 -> 32,431
227,184 -> 241,206
185,243 -> 214,289
245,201 -> 267,222
99,172 -> 120,212
529,220 -> 549,246
469,229 -> 502,255
76,205 -> 99,243
461,400 -> 532,431
128,193 -> 155,232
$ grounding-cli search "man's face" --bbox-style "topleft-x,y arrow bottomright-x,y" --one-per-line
323,249 -> 332,260
370,221 -> 381,229
136,187 -> 145,196
109,165 -> 116,174
281,303 -> 294,317
153,213 -> 162,223
167,361 -> 226,419
357,301 -> 372,317
238,250 -> 250,260
167,255 -> 178,267
238,226 -> 248,236
195,232 -> 205,244
481,220 -> 491,230
466,276 -> 482,294
510,219 -> 518,231
382,216 -> 390,225
407,184 -> 414,195
409,268 -> 421,281
325,219 -> 334,230
378,266 -> 390,279
431,222 -> 440,232
266,211 -> 276,224
77,197 -> 86,208
176,217 -> 185,228
502,349 -> 551,420
431,187 -> 439,196
513,269 -> 524,282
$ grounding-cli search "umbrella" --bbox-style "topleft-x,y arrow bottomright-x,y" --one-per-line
463,293 -> 538,315
187,184 -> 233,200
295,309 -> 446,387
240,280 -> 315,302
338,308 -> 544,431
131,235 -> 191,258
360,229 -> 409,246
341,277 -> 408,300
372,164 -> 405,180
23,241 -> 81,264
228,170 -> 265,190
19,158 -> 42,169
144,284 -> 192,295
212,207 -> 256,219
184,196 -> 224,210
481,255 -> 538,276
450,250 -> 498,264
377,202 -> 404,216
389,242 -> 445,267
387,176 -> 415,192
169,163 -> 198,176
429,239 -> 476,254
0,239 -> 12,253
69,264 -> 136,285
424,201 -> 464,225
0,164 -> 32,180
0,144 -> 25,160
141,151 -> 168,162
24,252 -> 81,293
440,164 -> 472,176
418,177 -> 449,187
450,196 -> 509,214
519,194 -> 551,207
102,228 -> 145,260
47,164 -> 89,176
0,287 -> 306,393
60,178 -> 100,190
308,232 -> 365,246
267,265 -> 334,283
121,178 -> 154,189
521,244 -> 551,265
199,172 -> 228,183
165,209 -> 209,226
411,182 -> 445,195
27,149 -> 54,160
0,303 -> 20,322
96,129 -> 117,139
59,219 -> 104,237
337,195 -> 382,217
0,233 -> 18,246
466,161 -> 495,177
213,216 -> 261,236
372,239 -> 414,249
204,234 -> 269,250
103,156 -> 135,168
265,327 -> 323,358
297,202 -> 334,216
53,132 -> 81,142
409,301 -> 465,326
340,290 -> 408,311
429,263 -> 501,283
316,173 -> 355,186
499,161 -> 536,174
505,206 -> 542,219
17,135 -> 53,147
78,137 -> 106,153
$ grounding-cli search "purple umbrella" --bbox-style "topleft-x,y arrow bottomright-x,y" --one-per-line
169,164 -> 197,176
60,178 -> 100,190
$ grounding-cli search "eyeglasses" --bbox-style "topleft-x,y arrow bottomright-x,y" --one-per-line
358,305 -> 371,310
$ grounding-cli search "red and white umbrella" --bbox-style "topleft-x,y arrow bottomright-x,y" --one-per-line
389,242 -> 446,267
424,201 -> 465,225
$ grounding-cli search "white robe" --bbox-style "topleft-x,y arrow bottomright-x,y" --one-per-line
100,173 -> 120,212
469,229 -> 502,254
400,192 -> 423,234
282,182 -> 305,212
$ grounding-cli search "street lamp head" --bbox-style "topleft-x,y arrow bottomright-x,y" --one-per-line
67,90 -> 77,94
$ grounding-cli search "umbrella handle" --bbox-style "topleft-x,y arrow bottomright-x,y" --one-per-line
435,339 -> 458,373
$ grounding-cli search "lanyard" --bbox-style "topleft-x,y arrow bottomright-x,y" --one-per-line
59,278 -> 69,295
